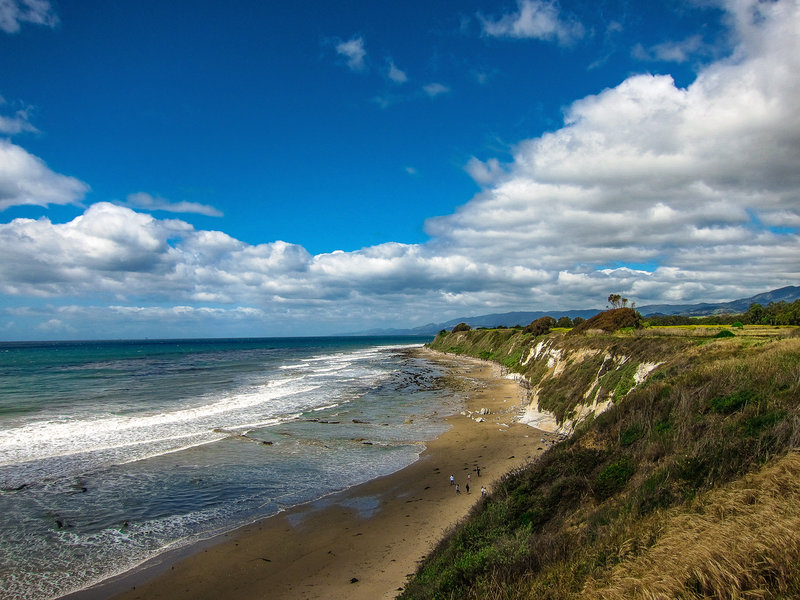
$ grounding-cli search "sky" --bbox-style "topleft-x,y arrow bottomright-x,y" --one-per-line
0,0 -> 798,340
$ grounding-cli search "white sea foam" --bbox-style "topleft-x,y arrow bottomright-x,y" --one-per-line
0,381 -> 320,470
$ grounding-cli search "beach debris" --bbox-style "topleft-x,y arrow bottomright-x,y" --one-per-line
350,577 -> 359,584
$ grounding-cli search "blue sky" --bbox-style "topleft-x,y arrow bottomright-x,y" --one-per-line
0,0 -> 798,339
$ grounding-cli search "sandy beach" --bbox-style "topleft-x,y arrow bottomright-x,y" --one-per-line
95,348 -> 552,600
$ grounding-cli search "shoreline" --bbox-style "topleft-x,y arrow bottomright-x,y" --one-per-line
64,348 -> 554,600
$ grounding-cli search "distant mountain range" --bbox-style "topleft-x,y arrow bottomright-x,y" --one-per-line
347,286 -> 800,337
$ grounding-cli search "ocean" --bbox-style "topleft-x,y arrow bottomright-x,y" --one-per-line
0,336 -> 459,600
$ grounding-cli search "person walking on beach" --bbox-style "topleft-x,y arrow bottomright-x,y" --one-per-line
449,474 -> 454,486
466,482 -> 470,494
476,465 -> 481,477
481,486 -> 487,498
455,484 -> 460,494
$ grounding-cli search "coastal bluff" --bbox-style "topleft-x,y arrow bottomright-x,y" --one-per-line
405,322 -> 800,599
429,322 -> 670,437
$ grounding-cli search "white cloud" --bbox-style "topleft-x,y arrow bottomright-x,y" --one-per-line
0,139 -> 89,210
0,97 -> 38,134
632,34 -> 706,63
423,82 -> 450,97
0,203 -> 185,295
336,36 -> 367,72
387,59 -> 408,83
480,0 -> 585,46
465,157 -> 507,186
124,192 -> 223,217
0,0 -> 58,33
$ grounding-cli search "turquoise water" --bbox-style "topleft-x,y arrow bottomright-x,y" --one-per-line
0,336 -> 457,599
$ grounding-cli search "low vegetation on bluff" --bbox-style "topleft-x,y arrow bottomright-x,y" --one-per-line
401,312 -> 800,599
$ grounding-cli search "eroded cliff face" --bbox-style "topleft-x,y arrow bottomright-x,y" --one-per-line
429,329 -> 681,435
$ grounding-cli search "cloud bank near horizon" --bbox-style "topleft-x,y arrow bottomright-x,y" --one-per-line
1,0 -> 799,338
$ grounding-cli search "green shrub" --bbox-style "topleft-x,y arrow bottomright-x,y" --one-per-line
501,349 -> 523,369
635,468 -> 675,513
653,418 -> 673,435
595,457 -> 636,499
714,329 -> 735,338
524,316 -> 557,336
741,410 -> 787,437
620,424 -> 643,447
710,389 -> 756,414
570,308 -> 642,334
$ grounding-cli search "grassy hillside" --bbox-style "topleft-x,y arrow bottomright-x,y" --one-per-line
401,322 -> 800,599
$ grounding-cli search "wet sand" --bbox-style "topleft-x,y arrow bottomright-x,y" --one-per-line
97,349 -> 552,600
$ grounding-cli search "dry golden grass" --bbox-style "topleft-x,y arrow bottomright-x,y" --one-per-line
638,325 -> 799,338
582,451 -> 800,600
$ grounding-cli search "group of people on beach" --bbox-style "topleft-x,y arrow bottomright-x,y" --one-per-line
449,470 -> 487,497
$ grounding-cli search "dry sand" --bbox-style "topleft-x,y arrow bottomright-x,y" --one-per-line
99,348 -> 553,600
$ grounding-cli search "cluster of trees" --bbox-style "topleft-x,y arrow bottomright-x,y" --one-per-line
483,316 -> 583,332
646,300 -> 800,327
607,293 -> 635,309
445,298 -> 800,337
448,316 -> 586,335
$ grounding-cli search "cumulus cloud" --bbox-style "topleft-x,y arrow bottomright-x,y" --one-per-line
336,36 -> 367,71
0,139 -> 89,210
123,192 -> 223,217
0,203 -> 190,297
0,0 -> 58,33
427,0 -> 800,304
480,0 -> 585,46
